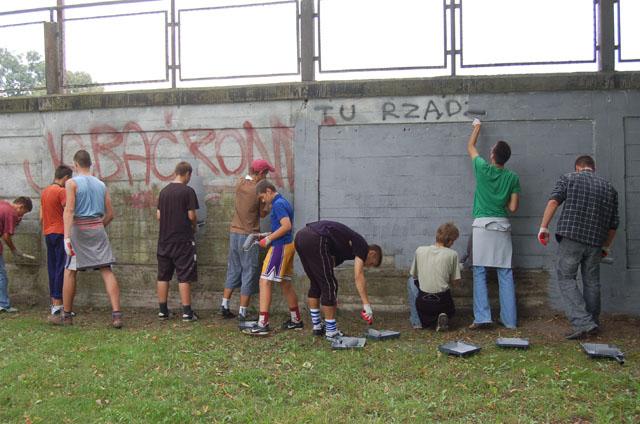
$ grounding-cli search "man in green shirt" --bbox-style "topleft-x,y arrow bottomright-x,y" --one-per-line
467,118 -> 520,329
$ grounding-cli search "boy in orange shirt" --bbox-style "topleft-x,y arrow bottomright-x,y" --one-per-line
40,165 -> 73,315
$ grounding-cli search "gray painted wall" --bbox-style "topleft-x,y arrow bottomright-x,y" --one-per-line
1,86 -> 638,314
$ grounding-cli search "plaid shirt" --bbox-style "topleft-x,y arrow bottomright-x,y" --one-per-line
550,170 -> 619,247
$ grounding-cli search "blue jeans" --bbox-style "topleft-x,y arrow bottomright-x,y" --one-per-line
224,233 -> 260,296
406,277 -> 421,328
556,237 -> 601,331
46,234 -> 66,300
0,256 -> 10,309
472,266 -> 517,328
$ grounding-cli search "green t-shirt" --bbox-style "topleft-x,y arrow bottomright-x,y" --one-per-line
472,156 -> 521,218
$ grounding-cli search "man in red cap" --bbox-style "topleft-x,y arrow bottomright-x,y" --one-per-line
219,159 -> 274,320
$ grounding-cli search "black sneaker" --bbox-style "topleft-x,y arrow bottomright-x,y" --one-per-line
312,324 -> 326,336
281,319 -> 304,330
182,312 -> 199,322
244,323 -> 271,336
158,311 -> 171,320
436,313 -> 449,332
220,307 -> 236,319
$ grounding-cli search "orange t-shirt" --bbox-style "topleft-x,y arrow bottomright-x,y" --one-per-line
41,183 -> 66,235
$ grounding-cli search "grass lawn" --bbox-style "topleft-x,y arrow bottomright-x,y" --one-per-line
1,309 -> 639,423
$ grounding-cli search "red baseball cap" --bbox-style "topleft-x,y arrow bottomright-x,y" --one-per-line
251,159 -> 275,173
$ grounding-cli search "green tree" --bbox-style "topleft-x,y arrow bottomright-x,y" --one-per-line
0,48 -> 103,96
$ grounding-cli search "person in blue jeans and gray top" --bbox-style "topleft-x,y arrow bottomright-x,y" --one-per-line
537,155 -> 619,340
466,118 -> 521,330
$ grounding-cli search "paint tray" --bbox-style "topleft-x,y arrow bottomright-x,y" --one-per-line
365,329 -> 401,340
438,341 -> 481,357
331,337 -> 367,350
581,343 -> 625,365
238,320 -> 258,330
496,337 -> 530,349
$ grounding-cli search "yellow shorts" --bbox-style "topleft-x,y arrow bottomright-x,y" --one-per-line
261,242 -> 295,282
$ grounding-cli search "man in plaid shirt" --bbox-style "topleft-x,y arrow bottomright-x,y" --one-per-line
538,155 -> 619,340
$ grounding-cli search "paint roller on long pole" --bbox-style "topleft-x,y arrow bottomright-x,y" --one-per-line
463,109 -> 487,119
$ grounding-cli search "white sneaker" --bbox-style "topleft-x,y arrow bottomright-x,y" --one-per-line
325,330 -> 344,342
0,306 -> 18,313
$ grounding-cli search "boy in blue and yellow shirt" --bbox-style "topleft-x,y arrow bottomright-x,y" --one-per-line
245,180 -> 302,336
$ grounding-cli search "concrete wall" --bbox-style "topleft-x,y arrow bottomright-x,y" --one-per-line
1,73 -> 639,315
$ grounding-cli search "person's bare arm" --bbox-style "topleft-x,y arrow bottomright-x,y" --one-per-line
2,233 -> 17,253
467,120 -> 481,159
539,200 -> 559,229
103,190 -> 114,227
267,216 -> 291,242
63,180 -> 77,238
188,210 -> 197,232
507,193 -> 519,213
39,206 -> 42,223
603,229 -> 616,249
156,209 -> 161,221
354,257 -> 370,305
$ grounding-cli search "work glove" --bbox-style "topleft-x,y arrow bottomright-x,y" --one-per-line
360,304 -> 373,325
472,118 -> 481,127
258,236 -> 271,249
537,227 -> 549,246
64,238 -> 76,257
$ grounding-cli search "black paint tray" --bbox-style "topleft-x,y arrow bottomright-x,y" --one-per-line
365,329 -> 401,340
438,341 -> 481,357
331,337 -> 367,350
496,337 -> 530,349
581,343 -> 625,365
238,320 -> 258,330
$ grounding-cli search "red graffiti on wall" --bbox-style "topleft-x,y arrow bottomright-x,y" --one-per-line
23,117 -> 295,204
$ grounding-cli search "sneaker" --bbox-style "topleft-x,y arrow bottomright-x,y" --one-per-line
182,312 -> 199,322
436,313 -> 449,332
325,330 -> 344,342
237,312 -> 258,322
0,306 -> 19,313
281,319 -> 304,330
48,313 -> 73,326
220,307 -> 236,319
565,325 -> 598,340
468,322 -> 492,330
244,323 -> 271,336
158,311 -> 172,320
111,313 -> 123,329
312,324 -> 326,336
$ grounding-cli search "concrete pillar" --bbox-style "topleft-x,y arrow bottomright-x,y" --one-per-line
598,0 -> 615,72
300,0 -> 315,82
44,22 -> 60,95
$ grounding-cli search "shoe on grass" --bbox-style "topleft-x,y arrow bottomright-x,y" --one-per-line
281,319 -> 304,330
325,330 -> 344,342
312,324 -> 326,336
220,307 -> 236,319
436,313 -> 449,332
158,311 -> 172,320
182,312 -> 199,322
244,323 -> 271,336
111,312 -> 123,329
237,312 -> 257,322
0,306 -> 18,313
468,322 -> 492,330
48,313 -> 73,326
565,325 -> 598,340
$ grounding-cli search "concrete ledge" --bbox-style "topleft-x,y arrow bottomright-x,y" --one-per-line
1,72 -> 640,114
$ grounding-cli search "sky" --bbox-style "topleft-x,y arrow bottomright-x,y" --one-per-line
0,0 -> 639,91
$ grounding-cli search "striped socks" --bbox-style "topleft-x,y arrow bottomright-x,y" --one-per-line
325,319 -> 337,334
310,308 -> 322,330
